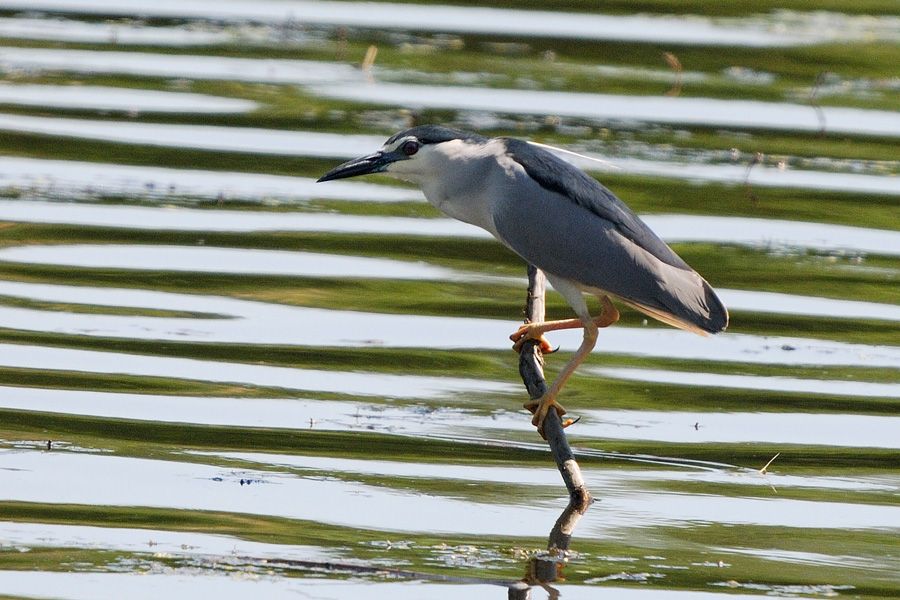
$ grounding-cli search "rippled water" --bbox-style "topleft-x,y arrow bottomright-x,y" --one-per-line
0,84 -> 258,113
1,116 -> 897,194
0,2 -> 897,599
0,17 -> 250,46
0,47 -> 360,85
315,82 -> 900,136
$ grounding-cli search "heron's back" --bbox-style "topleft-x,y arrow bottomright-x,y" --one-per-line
491,167 -> 728,335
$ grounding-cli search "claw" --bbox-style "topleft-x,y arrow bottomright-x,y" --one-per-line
561,416 -> 580,428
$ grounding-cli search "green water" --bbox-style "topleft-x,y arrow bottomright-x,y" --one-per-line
0,2 -> 897,599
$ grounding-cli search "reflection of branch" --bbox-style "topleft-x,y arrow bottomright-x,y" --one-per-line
513,265 -> 593,597
743,151 -> 763,206
810,72 -> 828,136
361,45 -> 378,83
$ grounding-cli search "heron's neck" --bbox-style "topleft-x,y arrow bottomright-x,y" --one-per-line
423,174 -> 489,226
417,143 -> 510,237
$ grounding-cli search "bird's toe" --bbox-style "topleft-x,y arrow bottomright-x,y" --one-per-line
510,323 -> 553,353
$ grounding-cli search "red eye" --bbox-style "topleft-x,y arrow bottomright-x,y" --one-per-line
401,141 -> 419,156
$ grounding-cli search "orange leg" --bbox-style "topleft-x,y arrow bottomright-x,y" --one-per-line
517,297 -> 620,439
510,296 -> 619,351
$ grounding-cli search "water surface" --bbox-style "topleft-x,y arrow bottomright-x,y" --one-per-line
0,84 -> 257,113
0,3 -> 897,599
314,82 -> 900,137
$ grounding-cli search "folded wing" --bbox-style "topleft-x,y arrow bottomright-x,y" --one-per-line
495,139 -> 728,334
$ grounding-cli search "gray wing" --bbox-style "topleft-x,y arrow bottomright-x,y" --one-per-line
494,143 -> 727,334
503,138 -> 692,272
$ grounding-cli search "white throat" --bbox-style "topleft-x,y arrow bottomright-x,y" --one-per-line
386,139 -> 514,237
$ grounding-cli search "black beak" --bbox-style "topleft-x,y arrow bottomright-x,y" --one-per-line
317,151 -> 391,182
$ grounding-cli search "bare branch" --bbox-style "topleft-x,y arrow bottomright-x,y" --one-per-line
517,265 -> 593,555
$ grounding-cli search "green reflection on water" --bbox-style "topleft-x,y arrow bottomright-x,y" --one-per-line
0,3 -> 897,598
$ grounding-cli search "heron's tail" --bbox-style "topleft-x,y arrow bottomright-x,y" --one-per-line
617,273 -> 728,336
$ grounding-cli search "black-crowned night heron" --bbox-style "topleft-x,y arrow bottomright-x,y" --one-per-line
319,126 -> 728,438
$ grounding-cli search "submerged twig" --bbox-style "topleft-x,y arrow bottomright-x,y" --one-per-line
361,45 -> 378,83
662,51 -> 683,97
759,452 -> 781,475
757,452 -> 781,494
743,151 -> 763,206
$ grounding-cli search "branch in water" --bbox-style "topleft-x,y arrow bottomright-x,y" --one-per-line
517,265 -> 593,554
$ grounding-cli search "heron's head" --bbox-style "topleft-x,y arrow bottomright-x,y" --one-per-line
317,125 -> 487,185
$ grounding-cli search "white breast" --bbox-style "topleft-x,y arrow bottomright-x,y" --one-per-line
417,139 -> 522,239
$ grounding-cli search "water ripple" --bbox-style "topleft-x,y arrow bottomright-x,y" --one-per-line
313,82 -> 900,137
0,47 -> 360,85
1,118 -> 897,193
1,449 -> 896,533
0,84 -> 257,113
0,520 -> 338,562
0,281 -> 896,366
1,203 -> 897,256
593,367 -> 900,398
0,344 -> 515,399
5,0 -> 896,46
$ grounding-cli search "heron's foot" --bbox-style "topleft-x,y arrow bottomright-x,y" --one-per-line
523,394 -> 568,439
510,323 -> 554,353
